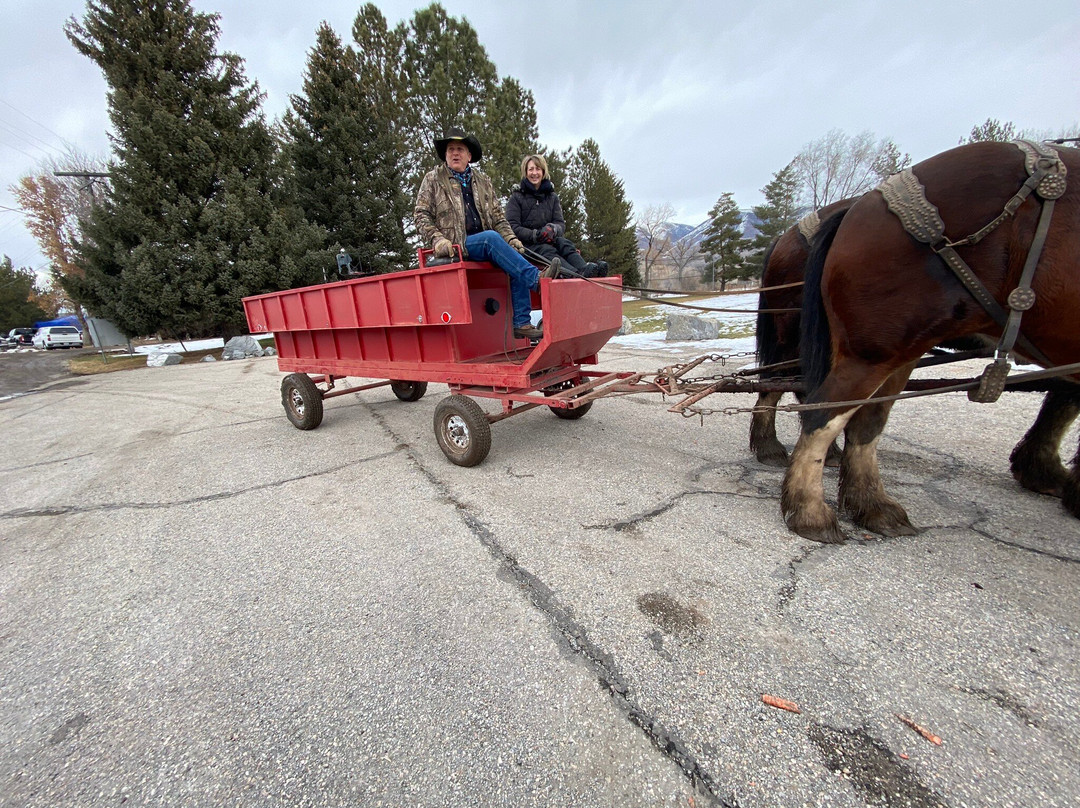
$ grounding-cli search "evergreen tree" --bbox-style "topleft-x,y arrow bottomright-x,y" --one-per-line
0,257 -> 49,331
542,146 -> 582,245
700,193 -> 750,291
479,77 -> 540,196
64,0 -> 323,339
747,162 -> 800,275
284,22 -> 411,274
398,4 -> 498,186
571,139 -> 639,287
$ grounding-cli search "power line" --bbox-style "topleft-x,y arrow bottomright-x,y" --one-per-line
0,98 -> 76,152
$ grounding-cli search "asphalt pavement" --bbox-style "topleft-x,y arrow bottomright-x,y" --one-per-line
1,344 -> 1078,807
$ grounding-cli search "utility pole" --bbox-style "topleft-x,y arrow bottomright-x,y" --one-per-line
51,171 -> 110,351
53,171 -> 110,203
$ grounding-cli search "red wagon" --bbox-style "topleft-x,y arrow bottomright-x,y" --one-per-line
243,250 -> 627,466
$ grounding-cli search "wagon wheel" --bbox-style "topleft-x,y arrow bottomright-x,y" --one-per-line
390,380 -> 428,402
544,378 -> 593,420
433,395 -> 491,467
281,373 -> 324,430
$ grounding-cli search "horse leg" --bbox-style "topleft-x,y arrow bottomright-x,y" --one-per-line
1064,437 -> 1080,518
795,389 -> 842,467
1009,388 -> 1080,498
837,363 -> 919,537
751,391 -> 843,468
781,408 -> 857,544
750,391 -> 789,466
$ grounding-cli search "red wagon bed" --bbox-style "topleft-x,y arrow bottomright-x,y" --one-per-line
243,251 -> 627,465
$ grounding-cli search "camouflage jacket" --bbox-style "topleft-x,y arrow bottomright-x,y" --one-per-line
413,164 -> 518,258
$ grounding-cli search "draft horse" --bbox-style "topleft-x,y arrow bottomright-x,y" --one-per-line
751,197 -> 855,466
782,140 -> 1080,543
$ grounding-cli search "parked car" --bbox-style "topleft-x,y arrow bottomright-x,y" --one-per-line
33,326 -> 83,350
4,327 -> 36,347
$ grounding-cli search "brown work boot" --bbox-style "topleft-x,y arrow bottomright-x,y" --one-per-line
540,257 -> 562,279
513,323 -> 543,340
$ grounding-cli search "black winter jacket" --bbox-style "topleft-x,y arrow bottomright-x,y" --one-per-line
505,179 -> 566,245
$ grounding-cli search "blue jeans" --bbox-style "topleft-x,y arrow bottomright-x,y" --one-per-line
464,231 -> 540,328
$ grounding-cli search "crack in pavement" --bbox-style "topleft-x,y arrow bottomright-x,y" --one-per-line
361,404 -> 732,807
0,455 -> 393,520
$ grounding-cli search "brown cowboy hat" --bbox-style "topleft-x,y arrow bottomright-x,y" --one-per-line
434,127 -> 483,163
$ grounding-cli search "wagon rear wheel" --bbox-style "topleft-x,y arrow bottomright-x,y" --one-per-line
433,394 -> 491,467
545,379 -> 594,420
281,373 -> 324,430
390,380 -> 428,402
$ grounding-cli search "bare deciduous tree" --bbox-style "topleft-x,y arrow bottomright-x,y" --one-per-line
666,237 -> 700,290
636,202 -> 674,290
792,129 -> 908,208
11,149 -> 106,336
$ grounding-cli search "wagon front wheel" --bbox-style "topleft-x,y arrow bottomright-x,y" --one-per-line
545,379 -> 594,420
390,380 -> 428,402
281,373 -> 324,430
434,395 -> 491,467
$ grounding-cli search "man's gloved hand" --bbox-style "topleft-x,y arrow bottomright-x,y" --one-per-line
539,225 -> 556,244
433,238 -> 454,259
509,238 -> 525,254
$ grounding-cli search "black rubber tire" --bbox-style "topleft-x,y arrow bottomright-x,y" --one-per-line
390,380 -> 428,402
550,400 -> 593,420
545,379 -> 593,420
281,373 -> 324,430
433,394 -> 491,467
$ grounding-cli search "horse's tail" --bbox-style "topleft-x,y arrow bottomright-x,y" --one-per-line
755,237 -> 782,371
799,208 -> 848,400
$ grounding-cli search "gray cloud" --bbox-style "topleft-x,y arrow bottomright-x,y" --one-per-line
2,0 -> 1077,278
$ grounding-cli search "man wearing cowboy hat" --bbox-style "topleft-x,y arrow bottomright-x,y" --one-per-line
414,127 -> 560,340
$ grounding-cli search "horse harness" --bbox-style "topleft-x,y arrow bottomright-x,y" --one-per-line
876,139 -> 1068,402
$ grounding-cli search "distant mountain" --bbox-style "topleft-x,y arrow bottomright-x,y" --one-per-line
636,210 -> 761,250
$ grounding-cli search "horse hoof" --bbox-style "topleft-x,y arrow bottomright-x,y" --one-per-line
1010,446 -> 1068,499
824,441 -> 842,468
797,525 -> 848,544
756,451 -> 789,468
1063,482 -> 1080,519
857,505 -> 918,537
783,511 -> 848,544
1011,468 -> 1066,499
752,441 -> 789,468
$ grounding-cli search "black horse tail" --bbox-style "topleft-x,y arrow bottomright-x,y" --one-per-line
755,237 -> 782,371
799,208 -> 848,403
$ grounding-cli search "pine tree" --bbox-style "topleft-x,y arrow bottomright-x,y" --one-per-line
479,77 -> 540,197
398,4 -> 498,186
543,146 -> 583,246
0,257 -> 49,331
284,22 -> 411,274
572,139 -> 639,287
700,193 -> 750,291
747,162 -> 800,275
64,0 -> 323,339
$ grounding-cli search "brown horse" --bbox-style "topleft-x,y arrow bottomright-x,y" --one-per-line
782,141 -> 1080,543
751,198 -> 855,466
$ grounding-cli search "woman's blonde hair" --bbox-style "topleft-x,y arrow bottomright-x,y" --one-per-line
520,154 -> 548,180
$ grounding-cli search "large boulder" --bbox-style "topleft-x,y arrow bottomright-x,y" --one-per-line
221,335 -> 265,360
665,313 -> 719,341
146,352 -> 182,367
615,316 -> 632,336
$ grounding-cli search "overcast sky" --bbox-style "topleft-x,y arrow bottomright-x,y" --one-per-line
2,0 -> 1078,280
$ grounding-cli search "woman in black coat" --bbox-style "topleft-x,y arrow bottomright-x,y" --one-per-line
505,154 -> 608,278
